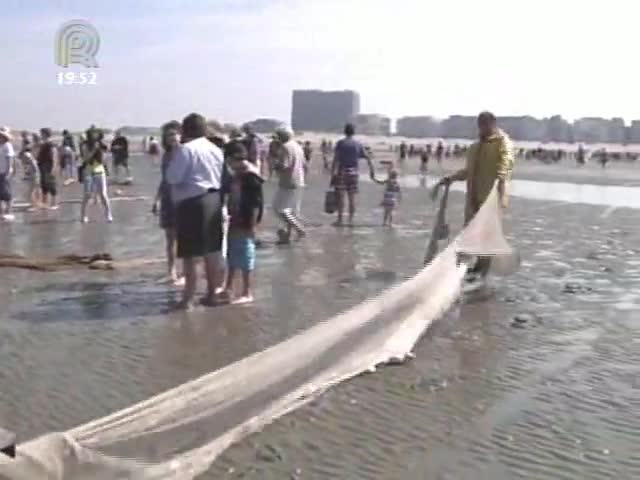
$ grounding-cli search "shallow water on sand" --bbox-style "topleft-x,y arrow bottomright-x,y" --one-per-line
1,155 -> 639,479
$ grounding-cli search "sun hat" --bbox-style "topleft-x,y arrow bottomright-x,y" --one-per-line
0,127 -> 12,141
274,123 -> 294,140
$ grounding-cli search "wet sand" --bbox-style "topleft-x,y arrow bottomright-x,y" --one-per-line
0,151 -> 639,479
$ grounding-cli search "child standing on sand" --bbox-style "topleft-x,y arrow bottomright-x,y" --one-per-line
374,169 -> 402,227
222,142 -> 264,304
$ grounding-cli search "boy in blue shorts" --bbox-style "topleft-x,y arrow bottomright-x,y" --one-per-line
222,142 -> 264,304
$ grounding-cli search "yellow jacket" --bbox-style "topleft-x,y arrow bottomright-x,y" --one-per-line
450,129 -> 514,222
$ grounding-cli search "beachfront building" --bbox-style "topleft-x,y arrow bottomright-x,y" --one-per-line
440,115 -> 476,139
627,120 -> 640,143
291,90 -> 360,133
608,118 -> 626,144
351,114 -> 391,136
396,116 -> 440,138
544,115 -> 573,143
573,117 -> 615,143
498,116 -> 546,141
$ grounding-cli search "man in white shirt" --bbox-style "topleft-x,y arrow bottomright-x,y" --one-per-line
272,125 -> 306,244
166,113 -> 225,309
0,127 -> 16,221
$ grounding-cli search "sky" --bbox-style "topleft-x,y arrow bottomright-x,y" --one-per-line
2,0 -> 640,130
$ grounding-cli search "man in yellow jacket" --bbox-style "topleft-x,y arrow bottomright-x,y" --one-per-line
438,111 -> 514,279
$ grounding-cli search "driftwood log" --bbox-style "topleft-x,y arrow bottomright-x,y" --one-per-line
0,253 -> 164,272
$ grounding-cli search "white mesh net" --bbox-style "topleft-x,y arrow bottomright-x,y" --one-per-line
0,184 -> 513,480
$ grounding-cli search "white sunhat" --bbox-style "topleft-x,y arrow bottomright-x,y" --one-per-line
0,127 -> 12,141
274,123 -> 294,138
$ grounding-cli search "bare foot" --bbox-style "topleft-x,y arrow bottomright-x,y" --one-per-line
199,294 -> 229,307
232,295 -> 254,305
173,300 -> 195,312
171,276 -> 185,287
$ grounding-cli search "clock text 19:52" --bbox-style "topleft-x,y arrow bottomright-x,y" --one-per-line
57,72 -> 98,85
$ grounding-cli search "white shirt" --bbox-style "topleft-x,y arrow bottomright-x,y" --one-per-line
277,140 -> 306,189
166,137 -> 224,203
0,142 -> 15,175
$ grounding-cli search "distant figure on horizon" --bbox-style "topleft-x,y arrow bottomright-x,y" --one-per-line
37,128 -> 59,210
419,146 -> 429,186
241,125 -> 260,168
435,141 -> 444,164
598,148 -> 609,168
303,140 -> 313,174
436,111 -> 514,281
399,141 -> 407,162
111,131 -> 131,181
321,139 -> 331,172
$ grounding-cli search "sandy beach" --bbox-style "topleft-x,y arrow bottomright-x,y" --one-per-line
0,144 -> 639,479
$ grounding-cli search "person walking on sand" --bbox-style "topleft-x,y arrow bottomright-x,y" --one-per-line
0,127 -> 16,221
331,123 -> 375,227
36,128 -> 59,210
272,124 -> 306,244
166,113 -> 225,310
79,128 -> 114,223
436,111 -> 514,281
153,121 -> 184,286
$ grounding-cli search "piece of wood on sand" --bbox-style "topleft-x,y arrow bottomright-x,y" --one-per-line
0,253 -> 164,272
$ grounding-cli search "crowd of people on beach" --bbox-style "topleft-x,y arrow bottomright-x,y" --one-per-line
0,114 -> 407,309
0,110 -> 528,308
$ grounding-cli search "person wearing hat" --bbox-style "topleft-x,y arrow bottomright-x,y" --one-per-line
0,127 -> 16,221
272,124 -> 306,244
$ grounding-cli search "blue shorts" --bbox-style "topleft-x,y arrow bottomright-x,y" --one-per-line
227,236 -> 256,272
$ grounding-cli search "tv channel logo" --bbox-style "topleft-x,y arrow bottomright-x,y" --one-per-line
55,19 -> 100,68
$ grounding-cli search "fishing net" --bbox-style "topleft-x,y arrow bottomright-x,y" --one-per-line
0,184 -> 514,480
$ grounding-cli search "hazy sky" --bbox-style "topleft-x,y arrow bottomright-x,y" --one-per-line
2,0 -> 640,130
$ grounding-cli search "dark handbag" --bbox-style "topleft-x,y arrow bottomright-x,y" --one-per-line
324,189 -> 338,214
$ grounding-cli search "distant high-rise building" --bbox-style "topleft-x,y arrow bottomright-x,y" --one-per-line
291,90 -> 360,132
396,116 -> 440,138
